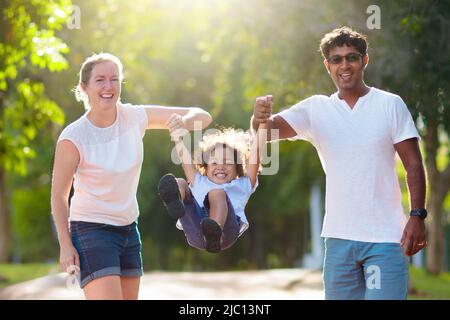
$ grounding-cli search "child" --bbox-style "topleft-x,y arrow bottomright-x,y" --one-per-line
158,97 -> 271,253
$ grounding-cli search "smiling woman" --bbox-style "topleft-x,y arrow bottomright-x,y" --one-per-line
74,53 -> 123,114
50,52 -> 212,300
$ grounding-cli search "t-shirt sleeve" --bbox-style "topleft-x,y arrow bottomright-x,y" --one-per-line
390,96 -> 420,144
122,103 -> 149,136
189,172 -> 208,205
57,125 -> 82,161
277,97 -> 314,141
241,176 -> 258,194
134,105 -> 149,135
191,172 -> 205,187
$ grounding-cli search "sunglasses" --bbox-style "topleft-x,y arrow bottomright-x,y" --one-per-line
327,53 -> 363,65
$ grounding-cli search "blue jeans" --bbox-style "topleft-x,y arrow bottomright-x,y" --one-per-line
323,238 -> 409,300
71,221 -> 143,288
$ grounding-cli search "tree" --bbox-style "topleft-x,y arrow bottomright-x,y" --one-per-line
392,0 -> 450,274
0,0 -> 71,262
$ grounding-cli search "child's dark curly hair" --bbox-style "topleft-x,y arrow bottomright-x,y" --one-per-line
195,128 -> 251,178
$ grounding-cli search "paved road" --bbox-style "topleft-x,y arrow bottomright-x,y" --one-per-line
0,268 -> 324,300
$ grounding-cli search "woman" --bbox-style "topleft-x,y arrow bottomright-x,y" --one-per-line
51,53 -> 212,300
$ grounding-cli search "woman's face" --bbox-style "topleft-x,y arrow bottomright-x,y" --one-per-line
82,61 -> 121,111
205,146 -> 238,185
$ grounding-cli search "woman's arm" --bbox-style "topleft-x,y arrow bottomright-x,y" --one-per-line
51,140 -> 80,273
166,113 -> 197,185
145,106 -> 212,130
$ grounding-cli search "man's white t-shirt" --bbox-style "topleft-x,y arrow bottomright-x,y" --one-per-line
176,172 -> 258,235
58,102 -> 148,226
278,87 -> 419,243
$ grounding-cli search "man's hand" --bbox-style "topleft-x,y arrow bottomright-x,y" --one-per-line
400,216 -> 426,256
166,113 -> 188,141
253,95 -> 273,125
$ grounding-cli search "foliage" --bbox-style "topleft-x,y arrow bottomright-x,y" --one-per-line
0,263 -> 58,288
0,0 -> 72,262
409,266 -> 450,300
0,0 -> 71,174
4,0 -> 449,272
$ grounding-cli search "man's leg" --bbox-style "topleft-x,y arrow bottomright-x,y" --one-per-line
361,243 -> 409,300
323,238 -> 366,300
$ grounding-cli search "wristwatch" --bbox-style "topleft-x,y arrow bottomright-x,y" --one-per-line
410,208 -> 427,219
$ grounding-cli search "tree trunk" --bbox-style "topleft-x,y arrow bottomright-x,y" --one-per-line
0,166 -> 9,262
424,122 -> 446,275
0,87 -> 10,262
426,177 -> 446,275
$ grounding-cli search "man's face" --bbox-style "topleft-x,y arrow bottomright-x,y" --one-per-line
323,45 -> 369,92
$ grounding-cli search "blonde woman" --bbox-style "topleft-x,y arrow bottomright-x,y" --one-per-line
51,53 -> 212,299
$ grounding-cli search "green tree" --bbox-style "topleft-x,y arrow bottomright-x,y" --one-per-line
0,0 -> 71,262
393,1 -> 450,275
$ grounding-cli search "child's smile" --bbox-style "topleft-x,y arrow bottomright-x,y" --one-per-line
206,146 -> 238,184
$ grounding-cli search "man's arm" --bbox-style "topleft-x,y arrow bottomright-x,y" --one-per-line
395,137 -> 427,256
251,95 -> 297,141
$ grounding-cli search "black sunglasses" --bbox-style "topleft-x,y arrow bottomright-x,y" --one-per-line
327,53 -> 363,65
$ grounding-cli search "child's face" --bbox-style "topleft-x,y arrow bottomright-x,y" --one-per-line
205,146 -> 238,184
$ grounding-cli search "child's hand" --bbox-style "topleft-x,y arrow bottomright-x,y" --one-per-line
166,113 -> 188,141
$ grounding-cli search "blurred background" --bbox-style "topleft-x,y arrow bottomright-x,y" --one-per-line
0,0 -> 449,299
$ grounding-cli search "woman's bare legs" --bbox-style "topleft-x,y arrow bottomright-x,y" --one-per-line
121,276 -> 140,300
83,275 -> 122,300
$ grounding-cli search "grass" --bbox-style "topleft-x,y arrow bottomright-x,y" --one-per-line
408,266 -> 450,300
0,263 -> 59,289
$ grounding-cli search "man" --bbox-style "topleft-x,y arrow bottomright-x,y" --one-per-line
252,27 -> 427,300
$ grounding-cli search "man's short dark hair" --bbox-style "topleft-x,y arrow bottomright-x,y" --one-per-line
319,26 -> 369,59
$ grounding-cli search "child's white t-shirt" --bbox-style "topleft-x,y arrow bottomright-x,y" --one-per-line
58,102 -> 148,226
278,87 -> 419,243
177,172 -> 258,235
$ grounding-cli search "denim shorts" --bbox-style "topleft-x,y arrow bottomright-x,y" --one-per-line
178,194 -> 241,251
323,237 -> 409,300
70,220 -> 143,288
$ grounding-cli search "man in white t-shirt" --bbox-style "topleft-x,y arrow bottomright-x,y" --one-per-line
251,27 -> 427,300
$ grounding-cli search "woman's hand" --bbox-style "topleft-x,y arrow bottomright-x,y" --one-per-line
60,242 -> 80,274
166,113 -> 188,141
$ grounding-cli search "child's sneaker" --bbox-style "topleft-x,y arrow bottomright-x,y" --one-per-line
158,174 -> 185,220
201,218 -> 222,253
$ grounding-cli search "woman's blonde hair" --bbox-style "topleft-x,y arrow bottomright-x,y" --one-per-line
73,52 -> 124,110
195,128 -> 252,178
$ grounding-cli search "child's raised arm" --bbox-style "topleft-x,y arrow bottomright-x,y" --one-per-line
166,113 -> 197,184
247,96 -> 272,188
